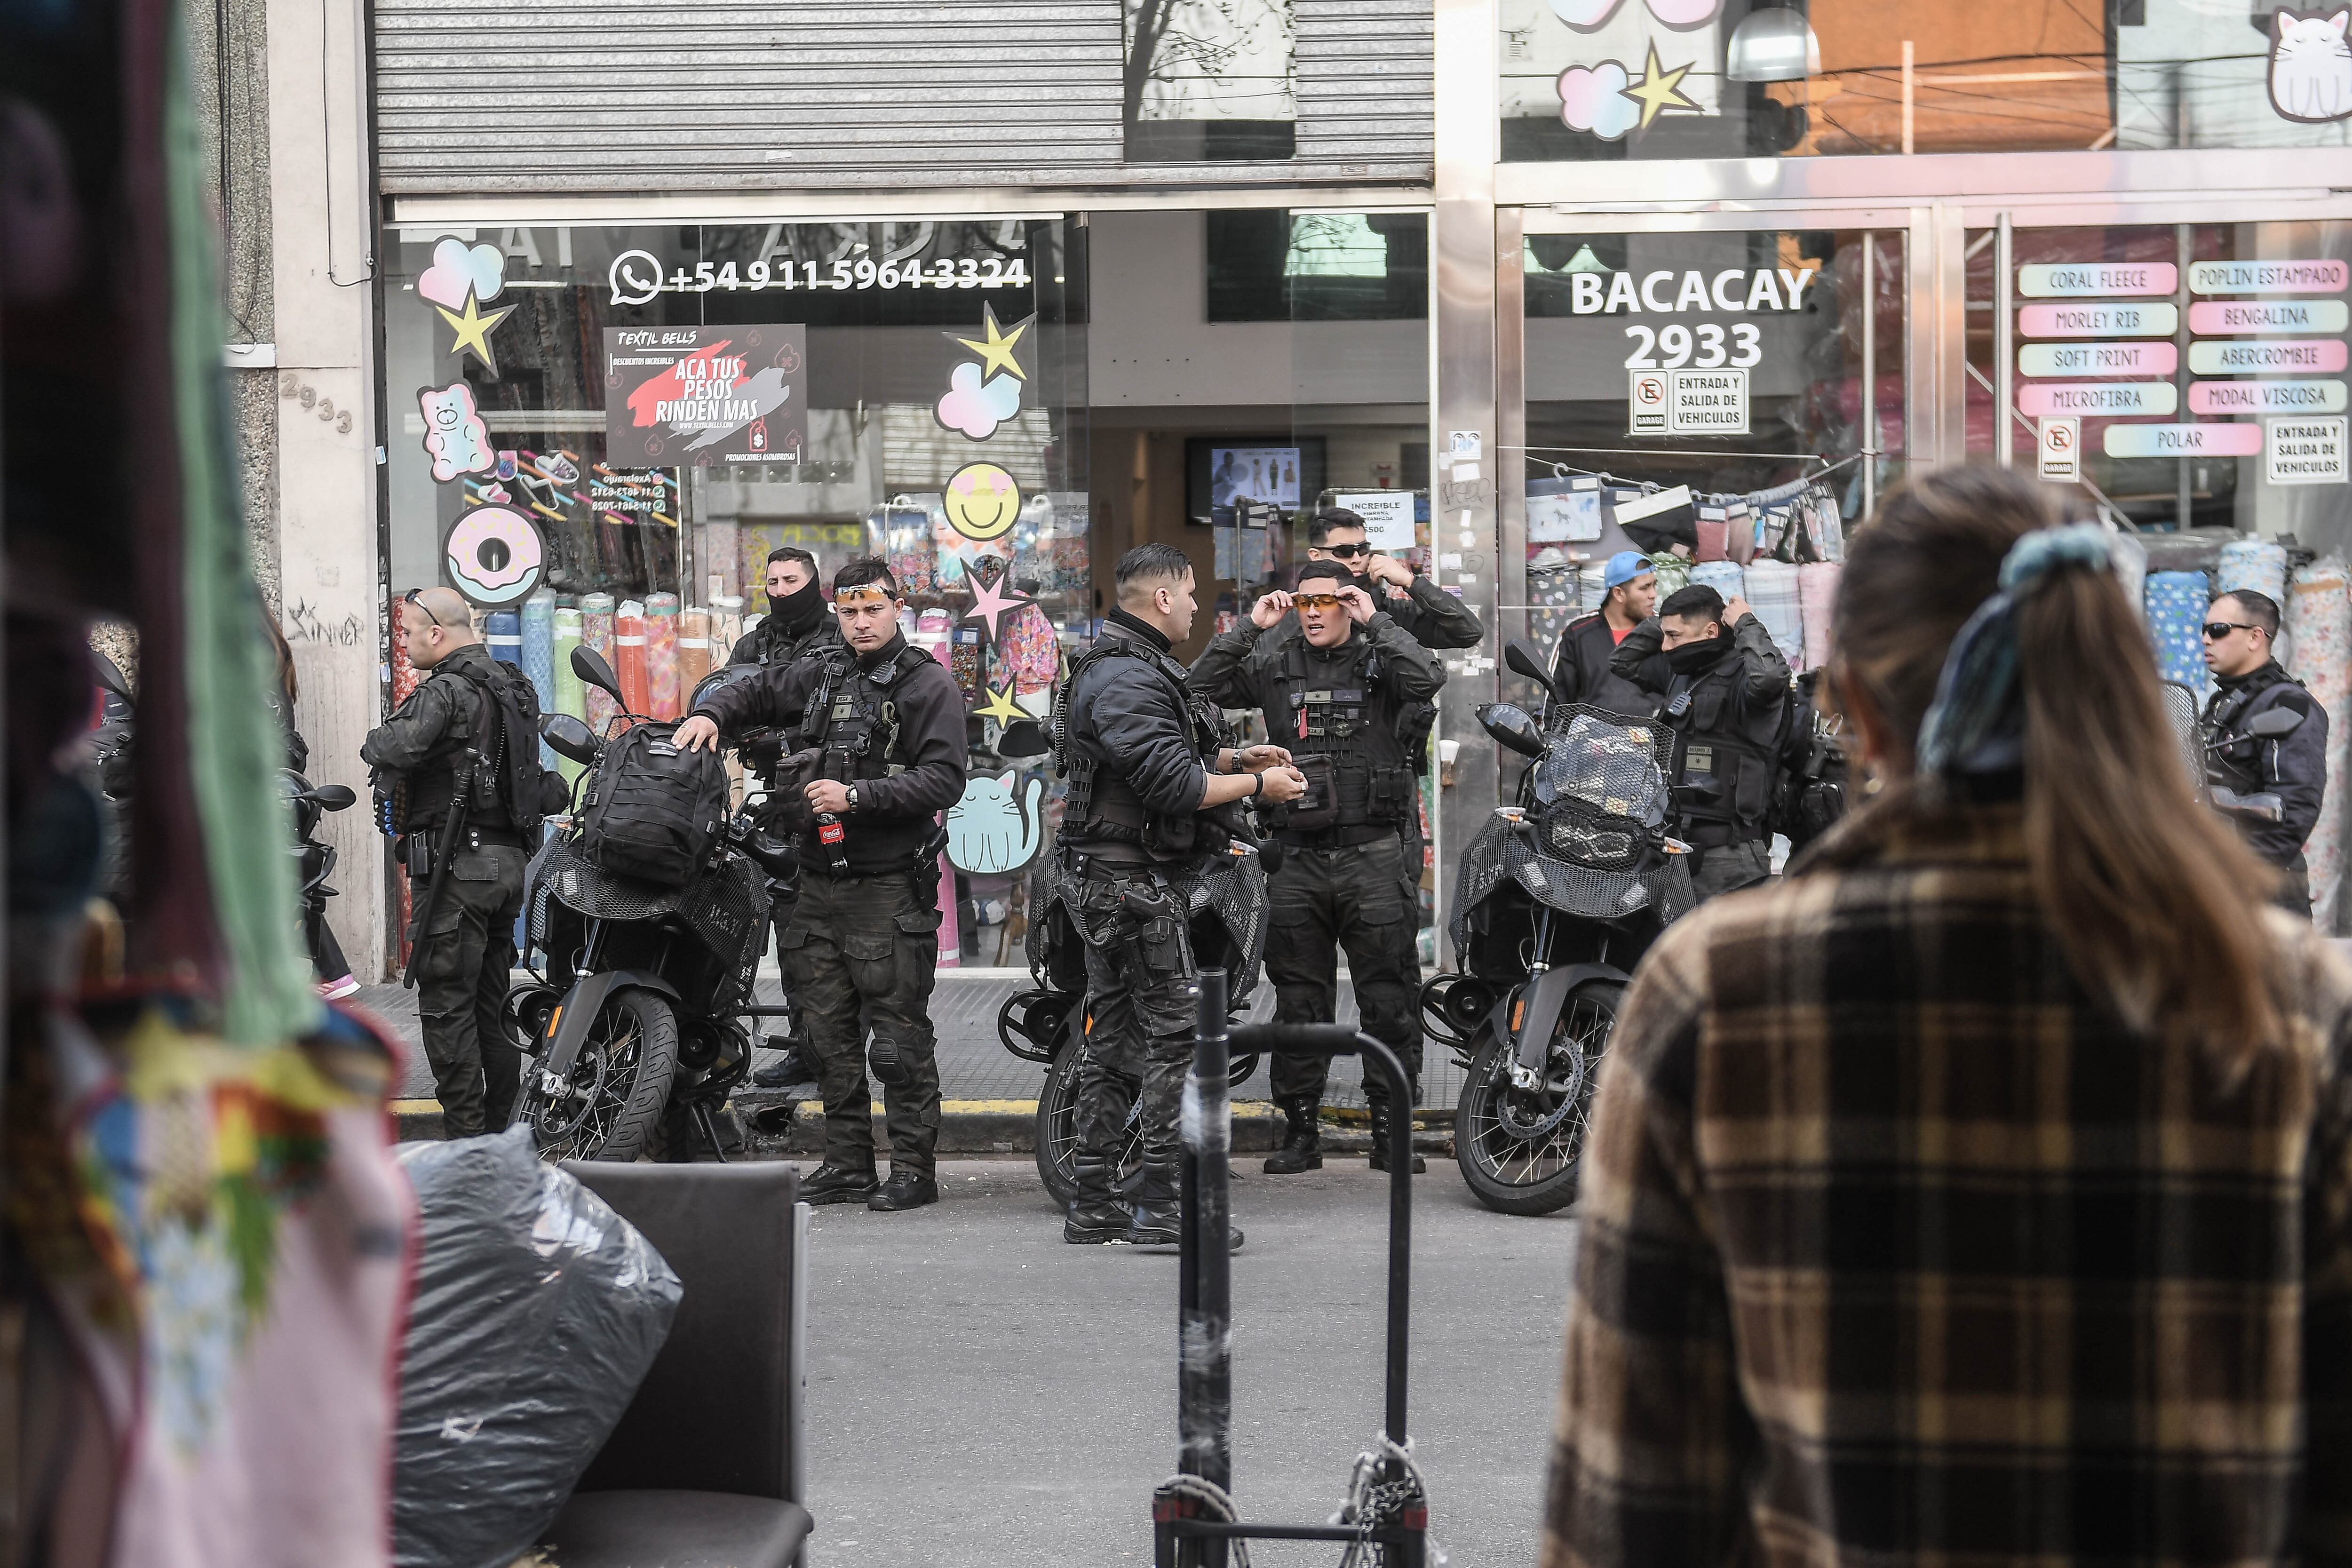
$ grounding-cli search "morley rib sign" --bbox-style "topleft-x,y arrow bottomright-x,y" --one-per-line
604,324 -> 806,467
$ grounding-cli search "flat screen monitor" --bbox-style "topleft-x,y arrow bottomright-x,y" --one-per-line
1187,437 -> 1325,525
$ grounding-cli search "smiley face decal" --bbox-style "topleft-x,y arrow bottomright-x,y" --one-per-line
942,462 -> 1022,543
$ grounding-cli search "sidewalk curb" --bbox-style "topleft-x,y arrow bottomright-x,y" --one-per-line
392,1097 -> 1458,1156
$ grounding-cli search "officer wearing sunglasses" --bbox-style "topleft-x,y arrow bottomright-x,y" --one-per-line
1304,508 -> 1484,652
2200,589 -> 2329,916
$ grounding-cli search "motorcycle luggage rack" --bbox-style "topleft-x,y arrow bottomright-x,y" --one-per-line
1151,971 -> 1427,1568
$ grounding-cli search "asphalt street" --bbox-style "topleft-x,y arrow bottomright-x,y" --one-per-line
798,1157 -> 1573,1568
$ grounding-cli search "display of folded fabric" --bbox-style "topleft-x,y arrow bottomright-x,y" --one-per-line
1743,559 -> 1805,672
2143,570 -> 2210,693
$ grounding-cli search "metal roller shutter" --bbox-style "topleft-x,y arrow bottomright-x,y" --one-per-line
372,0 -> 1430,193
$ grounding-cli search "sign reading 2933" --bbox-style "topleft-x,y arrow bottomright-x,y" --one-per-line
610,248 -> 1031,306
1568,265 -> 1819,371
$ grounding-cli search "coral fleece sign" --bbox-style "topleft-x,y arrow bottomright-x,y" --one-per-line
604,325 -> 806,467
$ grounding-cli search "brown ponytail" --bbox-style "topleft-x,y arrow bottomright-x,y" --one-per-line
1830,466 -> 2282,1064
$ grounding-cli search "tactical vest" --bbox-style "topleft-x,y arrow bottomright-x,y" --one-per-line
800,645 -> 917,789
1273,632 -> 1419,839
2203,669 -> 2305,798
398,663 -> 519,839
1054,633 -> 1232,864
1662,653 -> 1788,846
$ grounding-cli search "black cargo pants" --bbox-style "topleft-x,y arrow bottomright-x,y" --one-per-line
1264,834 -> 1424,1113
1068,864 -> 1199,1177
780,871 -> 944,1177
410,844 -> 528,1138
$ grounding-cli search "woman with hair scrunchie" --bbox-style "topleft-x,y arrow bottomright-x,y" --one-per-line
1542,464 -> 2352,1568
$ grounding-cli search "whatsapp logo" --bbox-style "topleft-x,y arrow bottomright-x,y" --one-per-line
609,249 -> 663,307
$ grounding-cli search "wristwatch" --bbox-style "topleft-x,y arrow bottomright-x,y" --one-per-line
844,784 -> 860,812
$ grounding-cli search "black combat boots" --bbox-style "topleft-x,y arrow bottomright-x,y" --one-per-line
1064,1155 -> 1130,1244
1128,1166 -> 1244,1251
1367,1101 -> 1425,1174
1262,1097 -> 1324,1174
800,1160 -> 880,1204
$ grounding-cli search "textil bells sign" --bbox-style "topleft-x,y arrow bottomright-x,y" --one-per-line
604,324 -> 807,467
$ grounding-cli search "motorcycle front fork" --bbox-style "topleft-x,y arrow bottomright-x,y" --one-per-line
1508,911 -> 1609,1092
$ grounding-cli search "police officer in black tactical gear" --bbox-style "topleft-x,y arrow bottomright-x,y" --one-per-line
1191,558 -> 1445,1177
1302,508 -> 1485,651
728,545 -> 843,1089
361,587 -> 538,1137
1610,582 -> 1794,902
679,559 -> 967,1212
2201,589 -> 2330,915
1055,543 -> 1306,1249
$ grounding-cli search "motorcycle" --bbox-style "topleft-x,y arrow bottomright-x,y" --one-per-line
2201,701 -> 2304,825
509,645 -> 799,1162
1001,836 -> 1270,1206
1418,639 -> 1697,1216
283,768 -> 358,995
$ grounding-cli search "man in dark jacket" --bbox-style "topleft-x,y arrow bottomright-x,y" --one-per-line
726,545 -> 842,1088
361,587 -> 538,1136
1550,549 -> 1657,718
678,559 -> 967,1211
1612,583 -> 1793,902
2201,589 -> 2330,915
1304,507 -> 1484,651
1055,544 -> 1305,1248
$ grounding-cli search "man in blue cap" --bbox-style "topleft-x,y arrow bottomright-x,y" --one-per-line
1548,550 -> 1657,718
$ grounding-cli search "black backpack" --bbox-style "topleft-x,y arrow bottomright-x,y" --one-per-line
575,722 -> 731,887
452,663 -> 568,836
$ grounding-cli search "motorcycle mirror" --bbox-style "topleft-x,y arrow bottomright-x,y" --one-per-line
540,712 -> 600,765
1477,702 -> 1546,758
2247,707 -> 2304,739
92,652 -> 134,706
309,784 -> 358,811
995,719 -> 1051,758
1502,639 -> 1555,692
569,645 -> 625,701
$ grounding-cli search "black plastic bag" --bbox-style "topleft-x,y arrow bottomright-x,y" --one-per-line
392,1128 -> 683,1568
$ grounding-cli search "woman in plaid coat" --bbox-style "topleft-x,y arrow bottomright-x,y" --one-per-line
1544,466 -> 2352,1568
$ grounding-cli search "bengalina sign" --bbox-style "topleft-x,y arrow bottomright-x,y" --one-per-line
603,324 -> 806,466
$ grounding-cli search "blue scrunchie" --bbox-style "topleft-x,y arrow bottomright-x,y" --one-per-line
1916,524 -> 2113,777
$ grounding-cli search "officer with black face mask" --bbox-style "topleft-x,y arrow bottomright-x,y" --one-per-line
1611,583 -> 1793,902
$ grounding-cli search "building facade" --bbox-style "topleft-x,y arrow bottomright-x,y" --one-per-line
267,0 -> 2352,972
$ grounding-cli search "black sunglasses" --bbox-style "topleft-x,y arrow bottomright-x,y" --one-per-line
1319,542 -> 1370,560
2202,621 -> 2263,640
402,588 -> 459,629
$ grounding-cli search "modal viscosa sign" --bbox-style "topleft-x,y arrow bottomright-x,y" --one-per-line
1564,266 -> 1819,372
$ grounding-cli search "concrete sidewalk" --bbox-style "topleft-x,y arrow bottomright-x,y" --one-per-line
357,969 -> 1466,1148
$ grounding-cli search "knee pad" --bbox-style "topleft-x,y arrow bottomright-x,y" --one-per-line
868,1033 -> 909,1087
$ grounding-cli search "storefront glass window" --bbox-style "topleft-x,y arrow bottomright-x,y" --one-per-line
1516,226 -> 1904,683
382,218 -> 1088,965
1502,1 -> 2352,162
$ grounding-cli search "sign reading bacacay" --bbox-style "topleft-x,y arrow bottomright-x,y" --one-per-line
1565,266 -> 1818,315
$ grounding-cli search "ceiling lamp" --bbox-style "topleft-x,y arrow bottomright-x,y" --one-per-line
1726,8 -> 1821,82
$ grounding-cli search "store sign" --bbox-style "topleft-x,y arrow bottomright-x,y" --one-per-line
2189,378 -> 2348,414
603,325 -> 806,466
2016,262 -> 2178,297
2189,259 -> 2350,294
2267,416 -> 2349,485
1569,266 -> 1814,316
1335,490 -> 1417,551
2018,341 -> 2177,377
2186,337 -> 2352,374
2017,302 -> 2179,338
2186,298 -> 2352,334
1667,368 -> 1748,433
607,247 -> 1031,307
2102,422 -> 2265,458
2017,382 -> 2177,417
2037,417 -> 2080,481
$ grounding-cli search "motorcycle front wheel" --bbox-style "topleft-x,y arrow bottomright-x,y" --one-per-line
1033,1025 -> 1144,1208
516,986 -> 679,1162
1454,980 -> 1620,1216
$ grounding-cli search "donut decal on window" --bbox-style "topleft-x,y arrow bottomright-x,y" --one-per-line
444,504 -> 545,605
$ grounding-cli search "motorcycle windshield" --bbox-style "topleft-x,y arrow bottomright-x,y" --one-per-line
1531,711 -> 1669,829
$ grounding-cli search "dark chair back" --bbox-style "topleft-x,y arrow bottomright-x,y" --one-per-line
561,1161 -> 805,1503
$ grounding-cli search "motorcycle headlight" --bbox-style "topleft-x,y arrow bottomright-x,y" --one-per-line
1542,805 -> 1638,870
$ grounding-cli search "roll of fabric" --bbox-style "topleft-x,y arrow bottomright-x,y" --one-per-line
712,595 -> 744,671
678,605 -> 713,700
1689,561 -> 1746,602
553,606 -> 584,719
700,520 -> 740,604
1798,561 -> 1841,675
2288,558 -> 2352,931
1646,549 -> 1691,598
580,591 -> 617,732
2218,536 -> 2290,607
2144,571 -> 2210,693
2109,528 -> 2149,625
645,591 -> 681,720
485,610 -> 522,670
615,599 -> 651,717
1743,558 -> 1805,672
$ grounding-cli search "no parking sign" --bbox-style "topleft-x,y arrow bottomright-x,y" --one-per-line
1629,369 -> 1669,434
